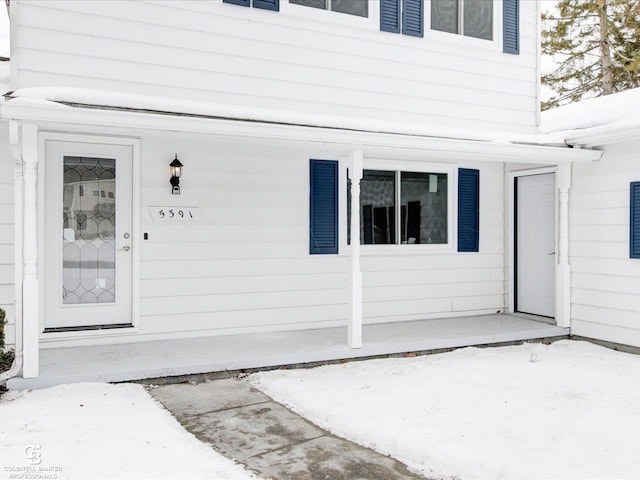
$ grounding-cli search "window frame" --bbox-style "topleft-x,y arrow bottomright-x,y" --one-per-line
341,160 -> 456,255
426,0 -> 501,51
282,0 -> 377,27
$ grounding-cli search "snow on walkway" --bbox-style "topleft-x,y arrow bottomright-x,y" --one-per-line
251,340 -> 640,479
0,382 -> 256,480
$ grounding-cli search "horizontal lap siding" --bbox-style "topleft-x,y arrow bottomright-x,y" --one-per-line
361,163 -> 505,323
15,0 -> 537,133
137,138 -> 349,338
570,141 -> 640,347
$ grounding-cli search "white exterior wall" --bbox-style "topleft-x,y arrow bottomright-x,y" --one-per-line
570,140 -> 640,347
362,161 -> 505,323
0,141 -> 15,349
137,138 -> 350,341
34,131 -> 507,347
12,0 -> 538,134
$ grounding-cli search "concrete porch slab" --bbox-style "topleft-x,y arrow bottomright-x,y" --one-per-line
7,314 -> 569,390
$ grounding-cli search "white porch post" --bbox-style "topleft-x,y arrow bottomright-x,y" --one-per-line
556,163 -> 571,328
348,150 -> 363,348
21,124 -> 39,378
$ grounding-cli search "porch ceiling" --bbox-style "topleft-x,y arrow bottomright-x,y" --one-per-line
8,314 -> 569,390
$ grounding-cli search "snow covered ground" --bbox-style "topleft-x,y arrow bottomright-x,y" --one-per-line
0,383 -> 256,480
251,340 -> 640,479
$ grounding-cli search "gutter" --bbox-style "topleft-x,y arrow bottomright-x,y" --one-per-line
564,123 -> 640,149
1,96 -> 603,165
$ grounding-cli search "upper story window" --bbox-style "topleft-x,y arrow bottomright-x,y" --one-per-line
290,0 -> 368,17
431,0 -> 493,41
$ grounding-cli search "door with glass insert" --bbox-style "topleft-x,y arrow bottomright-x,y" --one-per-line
44,140 -> 133,330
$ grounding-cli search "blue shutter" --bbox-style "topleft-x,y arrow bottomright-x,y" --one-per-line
630,182 -> 640,258
402,0 -> 423,37
310,160 -> 338,255
458,168 -> 479,252
254,0 -> 279,11
380,0 -> 401,33
223,0 -> 250,6
503,0 -> 519,54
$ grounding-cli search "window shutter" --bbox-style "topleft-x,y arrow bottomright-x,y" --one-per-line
380,0 -> 401,33
310,160 -> 339,255
458,168 -> 479,252
630,182 -> 640,258
223,0 -> 250,6
254,0 -> 279,11
402,0 -> 423,37
503,0 -> 519,54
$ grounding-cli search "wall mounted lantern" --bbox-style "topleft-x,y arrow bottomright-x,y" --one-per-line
169,154 -> 183,195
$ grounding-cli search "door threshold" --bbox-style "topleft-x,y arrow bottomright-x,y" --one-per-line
512,312 -> 556,326
44,323 -> 133,333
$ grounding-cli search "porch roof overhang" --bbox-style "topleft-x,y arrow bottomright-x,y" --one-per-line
1,88 -> 603,165
563,123 -> 640,149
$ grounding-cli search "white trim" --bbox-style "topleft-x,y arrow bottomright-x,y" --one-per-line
507,166 -> 559,321
424,0 -> 501,53
21,123 -> 39,378
1,99 -> 603,164
555,163 -> 571,328
348,150 -> 363,349
565,125 -> 640,149
360,159 -> 456,251
37,132 -> 141,341
280,0 -> 377,29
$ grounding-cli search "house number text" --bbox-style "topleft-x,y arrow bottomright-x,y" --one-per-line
149,206 -> 202,222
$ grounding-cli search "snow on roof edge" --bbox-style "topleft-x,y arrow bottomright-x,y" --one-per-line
5,86 -> 569,148
541,87 -> 640,135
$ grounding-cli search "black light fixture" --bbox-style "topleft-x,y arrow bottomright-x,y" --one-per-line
169,154 -> 183,195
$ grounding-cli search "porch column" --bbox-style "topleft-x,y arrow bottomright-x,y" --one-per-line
556,163 -> 571,328
348,150 -> 363,348
21,124 -> 39,378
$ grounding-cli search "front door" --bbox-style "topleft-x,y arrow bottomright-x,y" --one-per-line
516,173 -> 555,318
44,140 -> 133,330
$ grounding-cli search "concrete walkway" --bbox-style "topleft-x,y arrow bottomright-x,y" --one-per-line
150,378 -> 425,480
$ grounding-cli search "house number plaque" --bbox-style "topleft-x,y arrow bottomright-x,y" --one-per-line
149,206 -> 202,222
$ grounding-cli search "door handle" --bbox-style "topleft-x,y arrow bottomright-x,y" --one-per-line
547,251 -> 555,255
119,246 -> 131,252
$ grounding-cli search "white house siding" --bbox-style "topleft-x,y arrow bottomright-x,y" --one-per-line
570,140 -> 640,347
362,162 -> 505,324
31,130 -> 507,346
0,141 -> 14,349
13,0 -> 538,134
134,137 -> 351,342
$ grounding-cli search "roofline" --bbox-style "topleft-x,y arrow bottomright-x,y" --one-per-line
0,97 -> 603,164
564,123 -> 640,149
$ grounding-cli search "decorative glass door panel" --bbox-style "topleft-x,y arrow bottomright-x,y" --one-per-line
62,157 -> 117,305
45,140 -> 133,330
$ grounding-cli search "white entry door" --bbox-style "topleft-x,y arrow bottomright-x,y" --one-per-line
516,173 -> 556,318
44,140 -> 133,330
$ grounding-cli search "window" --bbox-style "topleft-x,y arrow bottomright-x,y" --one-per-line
355,169 -> 448,245
431,0 -> 493,41
290,0 -> 368,17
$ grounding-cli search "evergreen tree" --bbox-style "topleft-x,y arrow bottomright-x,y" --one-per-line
542,0 -> 640,110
